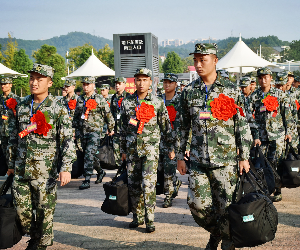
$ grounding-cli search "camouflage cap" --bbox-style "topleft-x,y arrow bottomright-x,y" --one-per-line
162,73 -> 178,82
180,80 -> 189,86
157,82 -> 164,89
189,43 -> 218,56
100,83 -> 110,90
294,76 -> 300,82
275,72 -> 288,85
28,63 -> 54,78
0,77 -> 13,84
81,76 -> 96,84
64,79 -> 76,87
288,71 -> 294,77
115,76 -> 127,83
239,76 -> 251,87
257,67 -> 272,76
134,68 -> 152,77
251,77 -> 256,82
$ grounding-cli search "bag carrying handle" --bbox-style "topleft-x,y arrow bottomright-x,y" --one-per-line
112,160 -> 127,182
0,174 -> 14,196
285,140 -> 299,160
236,169 -> 259,201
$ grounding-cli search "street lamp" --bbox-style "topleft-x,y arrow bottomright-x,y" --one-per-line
285,59 -> 294,71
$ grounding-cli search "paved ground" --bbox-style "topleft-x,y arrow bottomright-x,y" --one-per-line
1,171 -> 300,250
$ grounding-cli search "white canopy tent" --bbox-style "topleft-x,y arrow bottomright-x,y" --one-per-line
0,62 -> 27,77
65,51 -> 115,79
217,34 -> 281,81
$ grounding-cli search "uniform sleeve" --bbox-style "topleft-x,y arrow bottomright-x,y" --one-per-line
249,94 -> 260,140
7,107 -> 18,170
120,101 -> 128,154
72,98 -> 82,141
282,95 -> 293,136
101,100 -> 115,133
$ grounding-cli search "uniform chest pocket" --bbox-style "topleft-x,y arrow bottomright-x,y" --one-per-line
189,100 -> 205,116
19,114 -> 31,131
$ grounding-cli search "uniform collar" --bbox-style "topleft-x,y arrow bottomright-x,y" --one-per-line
194,72 -> 224,90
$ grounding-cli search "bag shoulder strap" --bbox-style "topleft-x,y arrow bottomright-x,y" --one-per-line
0,174 -> 13,196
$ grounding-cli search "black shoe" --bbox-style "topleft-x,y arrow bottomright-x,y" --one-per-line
95,170 -> 106,184
79,180 -> 90,190
146,224 -> 155,233
129,221 -> 144,228
205,234 -> 221,250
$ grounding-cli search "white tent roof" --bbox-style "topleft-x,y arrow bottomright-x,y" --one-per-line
66,51 -> 115,78
0,62 -> 27,77
217,35 -> 277,70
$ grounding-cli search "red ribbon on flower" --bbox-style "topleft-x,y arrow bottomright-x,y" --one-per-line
85,99 -> 97,119
166,105 -> 177,129
210,94 -> 245,121
135,102 -> 155,134
107,101 -> 110,107
262,95 -> 279,117
6,98 -> 17,116
68,99 -> 77,110
18,110 -> 52,138
118,98 -> 124,108
295,100 -> 300,111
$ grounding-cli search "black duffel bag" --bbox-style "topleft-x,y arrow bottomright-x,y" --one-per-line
0,147 -> 8,176
101,161 -> 131,216
229,170 -> 278,248
71,149 -> 84,178
280,141 -> 300,188
0,174 -> 24,249
96,135 -> 116,170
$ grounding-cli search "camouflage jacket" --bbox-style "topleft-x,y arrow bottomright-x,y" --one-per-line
7,94 -> 76,180
177,75 -> 252,167
120,91 -> 172,160
60,94 -> 79,120
250,87 -> 293,141
159,93 -> 181,155
73,91 -> 115,139
111,91 -> 131,134
285,86 -> 299,123
0,92 -> 20,137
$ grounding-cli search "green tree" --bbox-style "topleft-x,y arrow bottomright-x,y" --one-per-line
181,56 -> 194,73
33,44 -> 65,94
284,40 -> 300,61
11,49 -> 33,96
162,51 -> 184,73
3,33 -> 18,68
97,44 -> 114,69
0,44 -> 3,63
67,43 -> 96,70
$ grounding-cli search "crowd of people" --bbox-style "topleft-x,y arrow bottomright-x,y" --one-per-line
0,42 -> 299,250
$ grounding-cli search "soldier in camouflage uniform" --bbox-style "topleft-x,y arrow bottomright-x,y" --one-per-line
250,68 -> 293,203
110,77 -> 131,168
60,79 -> 78,120
100,83 -> 111,106
158,73 -> 182,208
180,80 -> 188,92
120,68 -> 172,233
0,77 -> 20,166
73,77 -> 115,189
6,64 -> 76,250
177,43 -> 252,250
250,76 -> 257,93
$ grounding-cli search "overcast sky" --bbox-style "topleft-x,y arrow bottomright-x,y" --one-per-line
1,0 -> 299,43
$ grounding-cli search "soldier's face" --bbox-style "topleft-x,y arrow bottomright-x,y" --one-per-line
180,85 -> 185,92
115,82 -> 126,93
0,83 -> 12,93
101,88 -> 109,97
65,85 -> 75,95
193,54 -> 218,78
82,82 -> 95,96
163,80 -> 176,93
62,88 -> 68,97
135,75 -> 152,94
258,74 -> 272,88
287,76 -> 294,86
241,85 -> 251,96
275,84 -> 285,91
29,72 -> 52,95
250,82 -> 256,92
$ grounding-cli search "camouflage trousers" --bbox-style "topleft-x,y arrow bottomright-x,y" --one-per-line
0,136 -> 8,166
12,177 -> 57,246
260,139 -> 285,165
187,162 -> 238,241
112,134 -> 122,167
158,154 -> 178,196
127,156 -> 158,226
81,134 -> 102,177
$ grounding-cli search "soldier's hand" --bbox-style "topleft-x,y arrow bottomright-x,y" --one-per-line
239,160 -> 250,175
285,134 -> 292,142
184,151 -> 190,161
58,172 -> 71,186
254,139 -> 261,146
177,160 -> 187,175
169,151 -> 175,160
108,131 -> 114,136
122,153 -> 127,161
7,169 -> 14,176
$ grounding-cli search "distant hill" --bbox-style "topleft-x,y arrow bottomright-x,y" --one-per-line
0,32 -> 113,60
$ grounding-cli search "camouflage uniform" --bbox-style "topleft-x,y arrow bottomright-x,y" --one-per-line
110,88 -> 131,167
73,78 -> 114,186
120,75 -> 172,228
8,84 -> 76,247
0,80 -> 20,166
177,43 -> 252,249
60,93 -> 78,120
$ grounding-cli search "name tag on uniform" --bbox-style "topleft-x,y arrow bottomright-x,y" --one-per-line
260,106 -> 266,112
129,118 -> 138,126
199,111 -> 211,120
117,114 -> 121,119
27,123 -> 37,133
2,115 -> 8,120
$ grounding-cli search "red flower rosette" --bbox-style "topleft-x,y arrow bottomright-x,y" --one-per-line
118,98 -> 124,108
107,100 -> 110,107
295,100 -> 300,111
262,95 -> 279,117
6,98 -> 17,116
135,102 -> 155,134
84,99 -> 97,119
166,105 -> 177,129
68,99 -> 77,110
210,93 -> 245,121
